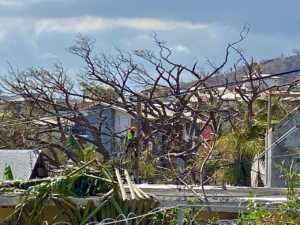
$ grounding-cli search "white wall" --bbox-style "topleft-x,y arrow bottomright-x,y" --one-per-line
113,110 -> 132,153
114,110 -> 131,134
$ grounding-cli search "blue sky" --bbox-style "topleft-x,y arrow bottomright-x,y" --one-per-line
0,0 -> 299,75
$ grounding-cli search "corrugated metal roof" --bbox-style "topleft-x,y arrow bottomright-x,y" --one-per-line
0,149 -> 40,180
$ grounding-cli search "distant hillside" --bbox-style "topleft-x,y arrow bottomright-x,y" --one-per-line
261,54 -> 300,73
182,54 -> 300,89
259,54 -> 300,84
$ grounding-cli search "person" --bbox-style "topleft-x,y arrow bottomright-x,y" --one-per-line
126,126 -> 138,153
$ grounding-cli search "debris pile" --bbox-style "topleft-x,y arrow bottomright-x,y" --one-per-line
0,160 -> 158,225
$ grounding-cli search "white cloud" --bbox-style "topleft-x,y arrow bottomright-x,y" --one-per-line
113,18 -> 208,31
34,17 -> 107,35
0,0 -> 22,7
0,16 -> 211,41
31,0 -> 74,4
0,0 -> 72,8
174,45 -> 191,54
33,16 -> 210,35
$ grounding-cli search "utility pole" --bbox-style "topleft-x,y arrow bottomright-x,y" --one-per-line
266,89 -> 273,187
267,91 -> 272,131
134,96 -> 142,183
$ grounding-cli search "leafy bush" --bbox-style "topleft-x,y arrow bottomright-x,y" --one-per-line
238,164 -> 300,224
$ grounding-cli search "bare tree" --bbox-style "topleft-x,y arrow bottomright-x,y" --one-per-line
2,29 -> 255,186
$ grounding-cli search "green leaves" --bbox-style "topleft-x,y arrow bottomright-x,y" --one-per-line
66,133 -> 82,151
215,96 -> 290,185
3,165 -> 14,181
1,161 -> 157,225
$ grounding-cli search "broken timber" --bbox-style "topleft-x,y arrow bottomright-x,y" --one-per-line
0,168 -> 159,224
114,168 -> 152,200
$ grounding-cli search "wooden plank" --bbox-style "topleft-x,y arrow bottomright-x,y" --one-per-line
135,186 -> 150,199
115,168 -> 127,200
124,170 -> 136,200
132,183 -> 144,199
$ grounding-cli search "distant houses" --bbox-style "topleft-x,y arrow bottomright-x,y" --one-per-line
5,84 -> 300,187
0,95 -> 35,116
0,94 -> 133,155
72,102 -> 132,155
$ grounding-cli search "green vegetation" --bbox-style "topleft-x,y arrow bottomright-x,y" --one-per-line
238,165 -> 300,224
3,165 -> 14,181
216,97 -> 289,186
1,161 -> 158,225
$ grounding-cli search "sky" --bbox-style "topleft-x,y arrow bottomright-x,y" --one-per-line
0,0 -> 300,76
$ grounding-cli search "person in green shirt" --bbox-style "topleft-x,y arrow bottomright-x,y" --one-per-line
127,129 -> 134,142
126,126 -> 138,153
